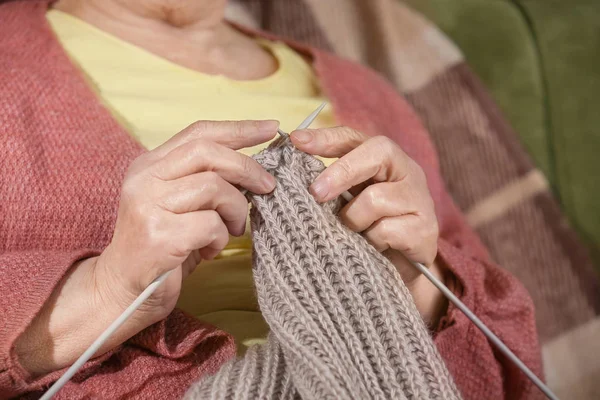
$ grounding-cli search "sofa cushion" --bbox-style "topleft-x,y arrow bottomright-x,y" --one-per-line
407,0 -> 549,177
515,0 -> 600,261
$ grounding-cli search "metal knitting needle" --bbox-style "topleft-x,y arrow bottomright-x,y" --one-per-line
286,103 -> 557,398
297,102 -> 327,130
276,101 -> 327,139
412,260 -> 558,400
280,103 -> 558,398
41,270 -> 173,399
42,104 -> 328,399
339,188 -> 558,400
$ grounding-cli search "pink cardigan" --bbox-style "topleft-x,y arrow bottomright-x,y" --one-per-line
0,1 -> 543,399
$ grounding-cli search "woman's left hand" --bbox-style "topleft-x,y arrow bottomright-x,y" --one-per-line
291,126 -> 447,325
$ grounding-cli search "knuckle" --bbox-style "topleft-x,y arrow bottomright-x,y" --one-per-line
142,215 -> 168,249
154,186 -> 176,211
188,120 -> 211,138
232,121 -> 248,141
334,158 -> 354,182
369,137 -> 396,168
205,211 -> 222,232
201,171 -> 222,191
333,126 -> 362,148
239,154 -> 255,178
364,185 -> 383,209
342,125 -> 365,139
205,213 -> 227,243
410,160 -> 426,181
402,234 -> 420,254
134,201 -> 156,223
335,126 -> 354,141
177,140 -> 213,173
198,173 -> 223,203
170,241 -> 192,259
175,176 -> 195,194
372,136 -> 395,155
376,218 -> 393,240
216,221 -> 229,241
121,173 -> 150,203
190,139 -> 211,159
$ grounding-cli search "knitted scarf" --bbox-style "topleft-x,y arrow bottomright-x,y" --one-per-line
184,139 -> 461,399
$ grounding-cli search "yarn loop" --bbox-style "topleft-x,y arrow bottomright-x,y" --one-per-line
185,141 -> 460,399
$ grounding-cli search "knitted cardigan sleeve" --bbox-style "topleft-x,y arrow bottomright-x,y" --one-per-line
0,250 -> 100,397
184,140 -> 462,399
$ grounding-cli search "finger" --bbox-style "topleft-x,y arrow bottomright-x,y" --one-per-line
339,182 -> 419,232
182,250 -> 202,279
159,172 -> 248,236
170,210 -> 230,264
150,120 -> 279,159
290,126 -> 369,158
347,181 -> 371,198
363,215 -> 438,266
152,139 -> 275,193
198,246 -> 224,261
309,136 -> 411,202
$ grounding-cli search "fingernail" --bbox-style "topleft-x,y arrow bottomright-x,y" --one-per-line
259,120 -> 280,133
235,222 -> 246,237
292,130 -> 313,144
310,179 -> 329,200
263,174 -> 276,191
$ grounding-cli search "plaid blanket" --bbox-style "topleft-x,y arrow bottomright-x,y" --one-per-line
227,1 -> 600,398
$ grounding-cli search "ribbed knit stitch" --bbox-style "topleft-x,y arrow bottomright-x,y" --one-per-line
184,139 -> 461,399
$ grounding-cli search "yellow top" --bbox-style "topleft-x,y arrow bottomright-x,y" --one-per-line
47,9 -> 336,352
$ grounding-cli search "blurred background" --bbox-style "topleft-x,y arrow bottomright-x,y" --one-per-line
409,0 -> 600,266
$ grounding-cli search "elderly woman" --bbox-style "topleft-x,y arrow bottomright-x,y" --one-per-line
0,0 -> 542,398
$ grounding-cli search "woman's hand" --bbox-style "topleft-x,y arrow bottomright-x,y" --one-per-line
16,120 -> 279,376
291,126 -> 448,326
98,119 -> 278,319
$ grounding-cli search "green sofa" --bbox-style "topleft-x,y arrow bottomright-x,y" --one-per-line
408,0 -> 600,266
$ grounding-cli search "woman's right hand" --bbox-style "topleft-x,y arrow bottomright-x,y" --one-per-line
15,120 -> 279,376
97,119 -> 278,323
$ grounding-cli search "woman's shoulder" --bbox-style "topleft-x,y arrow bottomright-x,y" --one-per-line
0,1 -> 59,103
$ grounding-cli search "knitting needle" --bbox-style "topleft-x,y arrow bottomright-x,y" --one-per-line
297,102 -> 327,130
412,260 -> 559,400
339,188 -> 558,400
276,101 -> 327,139
40,270 -> 173,399
284,102 -> 556,398
289,103 -> 557,398
41,104 -> 327,399
283,104 -> 558,398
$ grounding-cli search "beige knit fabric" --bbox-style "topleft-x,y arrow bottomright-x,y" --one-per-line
185,139 -> 460,399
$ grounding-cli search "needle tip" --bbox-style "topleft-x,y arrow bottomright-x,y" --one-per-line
277,128 -> 289,139
296,102 -> 328,130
